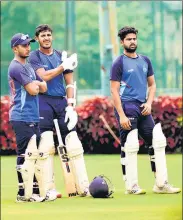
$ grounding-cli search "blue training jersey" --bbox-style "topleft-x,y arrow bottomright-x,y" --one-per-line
8,60 -> 41,122
28,49 -> 72,97
110,54 -> 154,102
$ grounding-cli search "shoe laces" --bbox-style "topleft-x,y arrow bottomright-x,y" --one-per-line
131,184 -> 141,193
164,181 -> 174,189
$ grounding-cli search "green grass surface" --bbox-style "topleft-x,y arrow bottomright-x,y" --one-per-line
1,154 -> 182,220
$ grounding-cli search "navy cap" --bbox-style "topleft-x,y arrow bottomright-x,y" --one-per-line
11,33 -> 35,48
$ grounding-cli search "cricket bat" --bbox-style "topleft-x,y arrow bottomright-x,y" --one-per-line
53,119 -> 78,197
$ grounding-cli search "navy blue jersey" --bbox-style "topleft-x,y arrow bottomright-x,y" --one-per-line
110,54 -> 154,102
8,60 -> 41,122
29,49 -> 72,97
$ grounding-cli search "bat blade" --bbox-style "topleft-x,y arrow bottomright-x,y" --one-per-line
54,119 -> 78,197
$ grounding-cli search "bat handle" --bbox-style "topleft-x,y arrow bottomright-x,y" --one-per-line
53,119 -> 63,146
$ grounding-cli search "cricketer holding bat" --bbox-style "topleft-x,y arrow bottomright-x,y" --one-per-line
8,33 -> 47,202
28,24 -> 89,198
110,26 -> 181,195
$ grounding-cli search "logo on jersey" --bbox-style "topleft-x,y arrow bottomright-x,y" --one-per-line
128,69 -> 134,73
143,65 -> 147,73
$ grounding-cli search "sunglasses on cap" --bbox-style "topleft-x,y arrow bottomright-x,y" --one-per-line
12,34 -> 32,47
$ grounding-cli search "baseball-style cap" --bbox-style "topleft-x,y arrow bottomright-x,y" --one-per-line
11,33 -> 35,48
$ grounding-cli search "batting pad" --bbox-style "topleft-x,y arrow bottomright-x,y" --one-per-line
122,129 -> 139,190
152,123 -> 168,187
35,131 -> 55,197
17,134 -> 38,199
65,131 -> 90,196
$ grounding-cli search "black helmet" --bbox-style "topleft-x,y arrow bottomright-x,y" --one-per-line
89,175 -> 114,198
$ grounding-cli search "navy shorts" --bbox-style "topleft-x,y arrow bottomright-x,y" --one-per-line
11,121 -> 40,155
39,94 -> 75,141
115,101 -> 155,146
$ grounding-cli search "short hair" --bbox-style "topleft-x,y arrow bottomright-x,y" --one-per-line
118,26 -> 138,41
35,24 -> 53,36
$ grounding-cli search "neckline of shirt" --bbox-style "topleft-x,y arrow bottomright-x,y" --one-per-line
38,49 -> 55,56
13,59 -> 27,65
123,54 -> 139,59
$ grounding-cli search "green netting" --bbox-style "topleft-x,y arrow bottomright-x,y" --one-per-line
1,1 -> 182,95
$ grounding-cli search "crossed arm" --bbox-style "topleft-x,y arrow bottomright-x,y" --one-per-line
24,80 -> 47,95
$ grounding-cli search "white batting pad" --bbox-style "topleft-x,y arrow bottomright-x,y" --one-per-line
122,129 -> 139,190
17,134 -> 38,199
65,131 -> 90,196
152,123 -> 168,187
35,131 -> 55,197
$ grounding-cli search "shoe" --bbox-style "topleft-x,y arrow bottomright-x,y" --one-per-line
48,189 -> 62,198
43,190 -> 57,202
30,194 -> 45,202
16,194 -> 44,203
153,181 -> 181,194
16,194 -> 28,203
79,187 -> 90,197
125,184 -> 146,195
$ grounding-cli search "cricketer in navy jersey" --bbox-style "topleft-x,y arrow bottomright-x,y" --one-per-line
8,33 -> 47,202
110,26 -> 181,195
110,26 -> 156,194
28,24 -> 80,198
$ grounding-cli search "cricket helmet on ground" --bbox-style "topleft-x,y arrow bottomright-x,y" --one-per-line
89,175 -> 114,198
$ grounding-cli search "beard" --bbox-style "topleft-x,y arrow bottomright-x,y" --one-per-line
124,45 -> 137,53
41,45 -> 51,49
19,55 -> 29,59
40,42 -> 52,50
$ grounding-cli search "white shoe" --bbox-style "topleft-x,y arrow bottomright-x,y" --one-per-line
16,194 -> 44,203
125,184 -> 146,195
153,181 -> 181,194
79,187 -> 90,197
30,194 -> 45,202
48,189 -> 62,198
43,190 -> 57,202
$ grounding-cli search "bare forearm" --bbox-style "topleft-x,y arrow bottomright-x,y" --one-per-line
39,65 -> 64,81
34,80 -> 47,93
147,84 -> 156,105
66,87 -> 74,106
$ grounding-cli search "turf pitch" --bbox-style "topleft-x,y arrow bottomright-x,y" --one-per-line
1,154 -> 182,220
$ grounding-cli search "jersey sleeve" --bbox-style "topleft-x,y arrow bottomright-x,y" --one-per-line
142,56 -> 154,77
10,65 -> 32,86
110,56 -> 122,82
28,51 -> 44,71
35,72 -> 43,82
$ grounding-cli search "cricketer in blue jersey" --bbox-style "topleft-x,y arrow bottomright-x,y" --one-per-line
110,26 -> 180,195
8,33 -> 47,202
28,24 -> 90,198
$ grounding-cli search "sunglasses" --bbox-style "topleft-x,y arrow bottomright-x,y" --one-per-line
13,34 -> 30,47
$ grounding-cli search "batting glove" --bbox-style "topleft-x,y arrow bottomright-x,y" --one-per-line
61,53 -> 78,71
61,50 -> 67,61
64,106 -> 78,130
